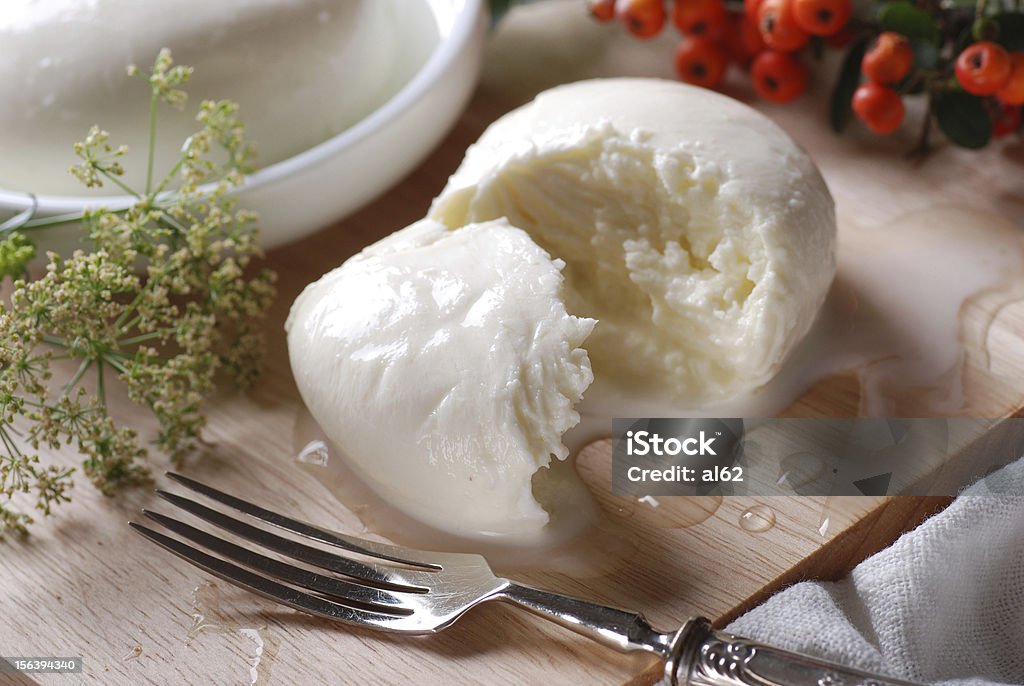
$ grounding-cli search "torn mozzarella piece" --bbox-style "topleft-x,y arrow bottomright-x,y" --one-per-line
286,218 -> 595,540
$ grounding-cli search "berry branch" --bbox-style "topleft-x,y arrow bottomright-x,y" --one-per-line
587,0 -> 1024,155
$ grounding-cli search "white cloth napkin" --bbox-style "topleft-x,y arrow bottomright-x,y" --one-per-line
726,459 -> 1024,685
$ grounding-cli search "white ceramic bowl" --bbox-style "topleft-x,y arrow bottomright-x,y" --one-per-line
0,0 -> 487,250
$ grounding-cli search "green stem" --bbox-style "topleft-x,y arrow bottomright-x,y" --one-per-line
117,332 -> 161,346
145,88 -> 159,196
906,93 -> 935,163
113,291 -> 146,330
29,353 -> 74,363
63,358 -> 92,396
158,213 -> 189,237
15,205 -> 131,233
19,212 -> 88,231
120,314 -> 144,334
100,169 -> 142,199
96,359 -> 105,406
103,355 -> 129,376
42,335 -> 70,349
0,423 -> 22,459
152,158 -> 187,197
102,349 -> 135,363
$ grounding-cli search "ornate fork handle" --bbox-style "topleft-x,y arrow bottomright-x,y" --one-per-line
664,618 -> 922,686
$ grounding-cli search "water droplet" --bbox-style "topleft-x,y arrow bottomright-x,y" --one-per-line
818,515 -> 830,538
297,439 -> 329,466
738,504 -> 776,533
777,451 -> 826,492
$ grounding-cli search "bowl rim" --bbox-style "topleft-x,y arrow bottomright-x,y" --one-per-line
0,0 -> 486,215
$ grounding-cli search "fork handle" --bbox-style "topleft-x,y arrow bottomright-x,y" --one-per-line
664,617 -> 923,686
499,582 -> 672,656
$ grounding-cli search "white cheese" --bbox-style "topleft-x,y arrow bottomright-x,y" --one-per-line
288,78 -> 836,541
430,78 -> 836,409
286,218 -> 595,540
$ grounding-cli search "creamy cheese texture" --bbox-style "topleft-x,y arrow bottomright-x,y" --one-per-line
286,218 -> 595,540
0,0 -> 437,195
430,78 -> 836,410
288,78 -> 836,541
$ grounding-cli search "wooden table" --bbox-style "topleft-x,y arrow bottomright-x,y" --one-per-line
4,2 -> 1024,684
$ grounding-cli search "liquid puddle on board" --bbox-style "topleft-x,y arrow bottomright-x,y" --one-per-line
789,206 -> 1024,537
188,581 -> 280,686
777,452 -> 827,491
292,410 -> 649,578
292,205 -> 1024,555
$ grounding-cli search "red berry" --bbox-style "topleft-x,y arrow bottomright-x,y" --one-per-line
852,82 -> 905,135
751,49 -> 808,102
862,32 -> 914,84
722,12 -> 766,66
955,41 -> 1013,96
744,0 -> 764,22
792,0 -> 851,36
992,102 -> 1022,137
586,0 -> 617,22
617,0 -> 668,38
757,0 -> 810,52
672,0 -> 728,38
675,36 -> 730,88
996,52 -> 1024,106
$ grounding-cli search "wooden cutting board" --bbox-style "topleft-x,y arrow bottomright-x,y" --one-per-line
4,3 -> 1024,685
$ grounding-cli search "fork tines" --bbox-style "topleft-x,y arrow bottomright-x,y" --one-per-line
130,472 -> 444,631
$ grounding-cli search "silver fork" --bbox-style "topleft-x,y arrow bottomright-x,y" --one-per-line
131,472 -> 922,686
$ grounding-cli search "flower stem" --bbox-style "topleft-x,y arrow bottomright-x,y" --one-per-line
103,355 -> 129,376
19,205 -> 131,232
63,358 -> 92,396
113,291 -> 146,330
96,359 -> 105,406
42,335 -> 70,349
145,88 -> 159,196
0,424 -> 22,459
100,169 -> 142,199
152,158 -> 187,197
117,332 -> 161,347
906,93 -> 935,163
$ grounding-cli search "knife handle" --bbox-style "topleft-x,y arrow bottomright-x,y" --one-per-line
662,617 -> 924,686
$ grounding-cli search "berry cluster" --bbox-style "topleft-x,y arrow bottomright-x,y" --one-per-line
585,0 -> 1024,152
587,0 -> 851,100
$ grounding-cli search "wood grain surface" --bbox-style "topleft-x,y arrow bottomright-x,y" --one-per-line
4,2 -> 1024,685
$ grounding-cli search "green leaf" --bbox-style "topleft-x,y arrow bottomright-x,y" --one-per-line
910,38 -> 939,70
934,92 -> 992,149
992,13 -> 1024,51
878,1 -> 940,44
830,38 -> 869,134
